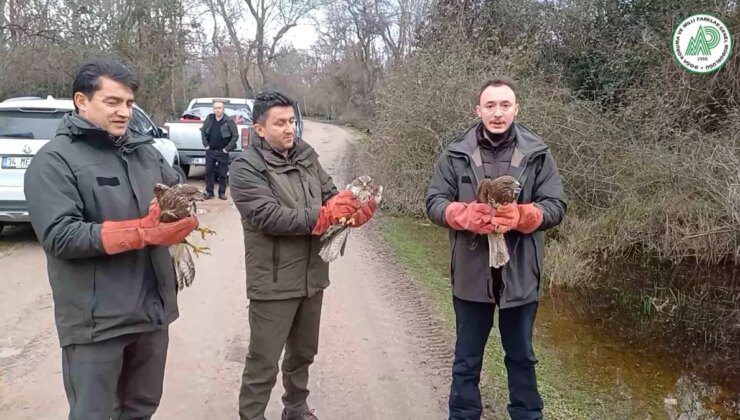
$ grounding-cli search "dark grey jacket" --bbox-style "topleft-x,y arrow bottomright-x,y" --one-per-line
230,137 -> 338,300
200,114 -> 238,151
25,113 -> 183,347
426,122 -> 566,308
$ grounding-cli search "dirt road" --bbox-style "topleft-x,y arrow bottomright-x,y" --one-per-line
0,121 -> 451,419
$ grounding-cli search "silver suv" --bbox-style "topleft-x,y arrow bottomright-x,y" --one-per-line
0,96 -> 181,234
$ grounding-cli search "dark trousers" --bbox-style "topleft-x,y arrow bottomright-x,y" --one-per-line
205,149 -> 230,195
61,328 -> 169,420
449,296 -> 543,420
239,292 -> 323,420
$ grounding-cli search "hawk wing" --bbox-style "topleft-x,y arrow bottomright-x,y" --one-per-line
319,225 -> 351,263
169,243 -> 196,291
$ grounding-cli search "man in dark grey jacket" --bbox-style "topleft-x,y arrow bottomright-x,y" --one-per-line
200,100 -> 238,200
230,91 -> 376,420
426,78 -> 566,420
24,58 -> 198,419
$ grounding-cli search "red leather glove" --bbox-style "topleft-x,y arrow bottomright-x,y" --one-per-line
312,190 -> 360,235
444,202 -> 496,235
490,203 -> 520,234
348,200 -> 377,227
515,203 -> 543,234
101,202 -> 199,255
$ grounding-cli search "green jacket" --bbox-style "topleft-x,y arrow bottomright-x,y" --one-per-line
230,137 -> 338,300
25,113 -> 182,347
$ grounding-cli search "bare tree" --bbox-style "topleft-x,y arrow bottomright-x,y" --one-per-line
243,0 -> 321,85
206,0 -> 255,96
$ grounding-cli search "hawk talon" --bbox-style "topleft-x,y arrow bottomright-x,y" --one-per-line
196,227 -> 217,240
184,239 -> 211,256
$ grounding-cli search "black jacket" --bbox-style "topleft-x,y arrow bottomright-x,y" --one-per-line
25,113 -> 183,346
200,114 -> 238,151
426,122 -> 566,307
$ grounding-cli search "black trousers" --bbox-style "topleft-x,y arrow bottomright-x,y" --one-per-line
449,296 -> 543,420
61,328 -> 169,420
205,149 -> 230,196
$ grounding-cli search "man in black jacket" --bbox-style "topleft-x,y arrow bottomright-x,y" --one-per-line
426,78 -> 566,420
201,100 -> 238,200
25,58 -> 198,419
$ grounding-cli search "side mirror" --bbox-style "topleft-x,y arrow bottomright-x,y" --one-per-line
157,127 -> 169,138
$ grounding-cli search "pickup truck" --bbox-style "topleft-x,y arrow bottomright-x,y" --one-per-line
165,97 -> 303,177
0,95 -> 182,234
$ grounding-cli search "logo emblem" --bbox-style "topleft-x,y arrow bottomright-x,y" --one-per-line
672,14 -> 733,74
22,144 -> 32,154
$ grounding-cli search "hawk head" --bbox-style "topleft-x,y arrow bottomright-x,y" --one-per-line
154,183 -> 205,223
347,175 -> 383,204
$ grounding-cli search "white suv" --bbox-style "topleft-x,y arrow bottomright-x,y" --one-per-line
0,96 -> 182,233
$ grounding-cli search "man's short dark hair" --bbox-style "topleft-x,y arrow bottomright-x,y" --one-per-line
252,91 -> 295,125
478,77 -> 517,102
72,58 -> 140,103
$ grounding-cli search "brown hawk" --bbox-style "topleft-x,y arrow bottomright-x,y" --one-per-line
153,183 -> 216,291
476,175 -> 521,268
318,175 -> 383,262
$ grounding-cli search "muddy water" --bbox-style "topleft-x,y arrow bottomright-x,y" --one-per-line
538,288 -> 739,418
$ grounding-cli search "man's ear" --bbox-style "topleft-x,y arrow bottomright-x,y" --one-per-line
74,92 -> 89,112
253,123 -> 266,137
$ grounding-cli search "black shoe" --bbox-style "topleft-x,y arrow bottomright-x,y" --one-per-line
218,194 -> 227,200
204,193 -> 215,200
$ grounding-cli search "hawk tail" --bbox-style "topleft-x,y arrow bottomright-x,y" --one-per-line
488,233 -> 510,268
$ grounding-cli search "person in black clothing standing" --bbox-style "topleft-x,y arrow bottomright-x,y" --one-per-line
201,100 -> 238,200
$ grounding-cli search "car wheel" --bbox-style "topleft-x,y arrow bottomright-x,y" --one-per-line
0,222 -> 5,235
174,165 -> 188,181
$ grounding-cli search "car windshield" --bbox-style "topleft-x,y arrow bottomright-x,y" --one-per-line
0,110 -> 68,140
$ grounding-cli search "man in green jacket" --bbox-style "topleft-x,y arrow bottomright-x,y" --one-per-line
24,58 -> 198,419
230,91 -> 376,420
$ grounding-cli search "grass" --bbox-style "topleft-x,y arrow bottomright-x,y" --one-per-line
380,215 -> 655,419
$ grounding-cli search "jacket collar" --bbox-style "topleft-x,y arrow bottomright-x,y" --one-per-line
449,122 -> 547,158
447,122 -> 549,184
57,112 -> 153,152
247,136 -> 316,171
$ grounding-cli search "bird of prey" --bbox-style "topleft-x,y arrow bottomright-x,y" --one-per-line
318,175 -> 383,263
476,175 -> 521,268
153,183 -> 216,291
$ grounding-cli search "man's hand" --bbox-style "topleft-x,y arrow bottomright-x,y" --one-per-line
490,203 -> 519,234
311,191 -> 360,235
515,203 -> 543,234
347,201 -> 377,227
101,207 -> 199,255
444,202 -> 497,235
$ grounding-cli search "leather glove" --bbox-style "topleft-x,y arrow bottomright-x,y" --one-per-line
311,190 -> 360,235
515,203 -> 543,234
101,202 -> 199,255
490,203 -> 519,234
444,202 -> 496,235
348,200 -> 377,227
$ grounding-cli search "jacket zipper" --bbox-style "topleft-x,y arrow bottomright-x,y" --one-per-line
296,168 -> 312,295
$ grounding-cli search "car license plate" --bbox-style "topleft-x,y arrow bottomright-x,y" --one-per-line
192,157 -> 206,165
2,156 -> 32,169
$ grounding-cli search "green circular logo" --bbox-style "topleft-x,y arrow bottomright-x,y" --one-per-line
672,14 -> 733,74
